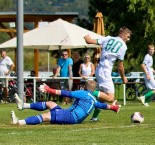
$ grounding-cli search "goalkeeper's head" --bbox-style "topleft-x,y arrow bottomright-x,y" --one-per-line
85,80 -> 97,92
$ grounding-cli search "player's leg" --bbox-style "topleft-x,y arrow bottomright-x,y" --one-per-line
95,70 -> 115,102
90,91 -> 115,122
11,110 -> 51,125
138,78 -> 155,106
90,108 -> 101,122
98,91 -> 115,102
50,107 -> 76,124
145,90 -> 155,102
11,102 -> 59,125
145,79 -> 155,104
91,101 -> 121,121
138,90 -> 155,106
90,79 -> 116,121
14,93 -> 57,111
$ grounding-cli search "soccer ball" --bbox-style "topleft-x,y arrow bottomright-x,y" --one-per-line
131,112 -> 144,123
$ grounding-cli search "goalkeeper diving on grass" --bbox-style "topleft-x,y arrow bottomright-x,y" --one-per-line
11,80 -> 121,125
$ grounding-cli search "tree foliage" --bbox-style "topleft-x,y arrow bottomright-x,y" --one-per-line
0,0 -> 13,11
1,0 -> 155,71
0,0 -> 14,44
88,0 -> 155,70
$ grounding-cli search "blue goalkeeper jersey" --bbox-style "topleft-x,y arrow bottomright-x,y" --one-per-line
61,90 -> 107,123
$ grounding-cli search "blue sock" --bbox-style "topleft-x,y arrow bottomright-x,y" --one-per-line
25,115 -> 43,125
30,102 -> 47,111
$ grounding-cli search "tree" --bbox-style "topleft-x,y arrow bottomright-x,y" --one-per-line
0,0 -> 14,44
0,0 -> 13,11
88,0 -> 155,70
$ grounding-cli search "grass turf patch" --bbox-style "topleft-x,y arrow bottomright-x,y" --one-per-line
0,102 -> 155,145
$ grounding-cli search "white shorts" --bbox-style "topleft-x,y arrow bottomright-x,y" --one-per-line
144,76 -> 155,89
95,67 -> 114,93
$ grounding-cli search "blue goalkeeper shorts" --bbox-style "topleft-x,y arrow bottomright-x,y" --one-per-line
50,106 -> 76,124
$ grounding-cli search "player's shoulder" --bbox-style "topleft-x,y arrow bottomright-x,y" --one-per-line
144,54 -> 151,59
99,35 -> 111,41
114,36 -> 125,43
5,56 -> 11,59
5,56 -> 12,61
72,90 -> 87,96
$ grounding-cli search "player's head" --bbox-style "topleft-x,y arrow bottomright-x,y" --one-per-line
148,44 -> 154,56
85,80 -> 97,92
118,26 -> 132,43
1,49 -> 7,58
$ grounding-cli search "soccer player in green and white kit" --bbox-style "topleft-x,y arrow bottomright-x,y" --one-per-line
84,27 -> 132,121
138,44 -> 155,107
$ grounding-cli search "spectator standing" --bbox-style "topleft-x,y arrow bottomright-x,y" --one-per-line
53,50 -> 73,105
79,53 -> 95,82
72,51 -> 83,90
72,51 -> 83,77
0,49 -> 15,103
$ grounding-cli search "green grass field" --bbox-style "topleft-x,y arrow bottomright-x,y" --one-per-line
0,101 -> 155,145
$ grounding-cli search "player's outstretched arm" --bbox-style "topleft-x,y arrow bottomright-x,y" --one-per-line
84,35 -> 98,44
39,84 -> 73,98
39,84 -> 61,95
95,101 -> 121,113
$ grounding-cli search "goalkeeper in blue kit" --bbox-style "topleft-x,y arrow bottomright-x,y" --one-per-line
11,80 -> 120,125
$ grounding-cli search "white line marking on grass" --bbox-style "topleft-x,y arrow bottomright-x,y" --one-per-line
1,131 -> 33,135
70,124 -> 149,132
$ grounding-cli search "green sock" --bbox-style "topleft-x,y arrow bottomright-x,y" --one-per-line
93,90 -> 100,99
92,108 -> 101,118
144,91 -> 154,103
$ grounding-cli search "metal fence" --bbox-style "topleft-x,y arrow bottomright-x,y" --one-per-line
0,76 -> 146,105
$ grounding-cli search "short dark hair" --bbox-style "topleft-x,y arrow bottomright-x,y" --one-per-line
0,49 -> 6,53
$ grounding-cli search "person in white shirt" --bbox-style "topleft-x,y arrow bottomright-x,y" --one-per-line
0,49 -> 15,103
79,53 -> 95,82
84,26 -> 132,121
138,44 -> 155,107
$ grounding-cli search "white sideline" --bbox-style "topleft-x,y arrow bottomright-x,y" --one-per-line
4,124 -> 149,136
70,124 -> 149,132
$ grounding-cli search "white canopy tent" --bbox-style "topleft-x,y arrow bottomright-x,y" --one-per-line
0,18 -> 103,49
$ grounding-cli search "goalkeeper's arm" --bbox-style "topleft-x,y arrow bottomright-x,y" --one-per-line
40,84 -> 72,98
